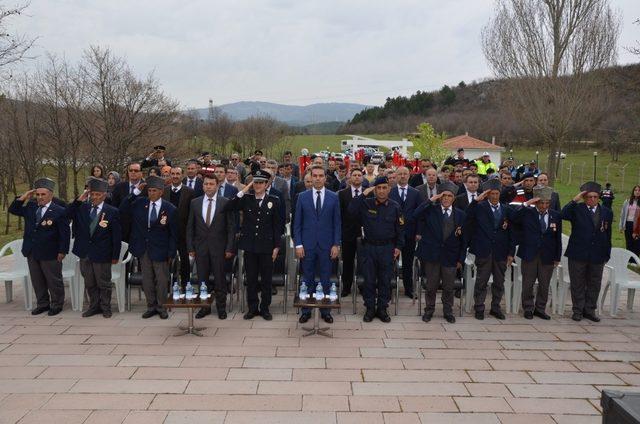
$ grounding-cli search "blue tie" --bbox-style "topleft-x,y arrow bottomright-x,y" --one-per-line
36,206 -> 43,224
540,213 -> 547,233
149,202 -> 157,227
400,187 -> 406,202
492,205 -> 500,228
315,191 -> 322,216
89,206 -> 99,235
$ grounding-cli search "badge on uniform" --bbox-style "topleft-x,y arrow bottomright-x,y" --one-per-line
98,213 -> 108,228
455,226 -> 462,237
267,201 -> 273,209
159,213 -> 167,225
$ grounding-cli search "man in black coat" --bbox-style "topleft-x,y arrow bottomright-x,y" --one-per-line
337,168 -> 365,297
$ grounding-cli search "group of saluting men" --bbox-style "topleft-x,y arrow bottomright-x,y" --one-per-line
9,145 -> 612,325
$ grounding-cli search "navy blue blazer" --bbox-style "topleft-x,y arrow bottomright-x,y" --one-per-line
562,201 -> 613,263
67,201 -> 122,263
293,189 -> 341,249
465,200 -> 516,261
9,199 -> 70,261
389,185 -> 421,240
513,206 -> 562,264
182,177 -> 204,198
218,183 -> 238,199
413,200 -> 467,267
119,195 -> 178,262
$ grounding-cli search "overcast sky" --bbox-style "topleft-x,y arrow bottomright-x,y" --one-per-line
10,0 -> 640,108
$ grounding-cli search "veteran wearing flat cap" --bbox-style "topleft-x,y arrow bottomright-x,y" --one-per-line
561,181 -> 612,322
9,178 -> 71,316
67,178 -> 122,318
120,175 -> 178,319
514,185 -> 562,320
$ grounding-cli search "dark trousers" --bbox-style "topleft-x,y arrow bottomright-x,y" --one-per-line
520,255 -> 554,314
195,249 -> 226,310
301,246 -> 332,317
568,259 -> 604,316
79,258 -> 112,312
140,253 -> 169,312
177,242 -> 191,286
341,239 -> 357,292
473,254 -> 506,313
624,221 -> 639,256
27,256 -> 64,309
400,239 -> 416,295
361,244 -> 393,310
423,261 -> 456,316
244,251 -> 273,313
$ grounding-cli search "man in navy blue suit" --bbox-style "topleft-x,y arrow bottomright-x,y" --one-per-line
514,186 -> 562,320
120,175 -> 178,319
295,165 -> 342,324
67,178 -> 122,318
389,166 -> 421,299
214,164 -> 239,199
9,178 -> 71,316
413,182 -> 466,324
465,179 -> 516,320
183,159 -> 204,198
562,181 -> 613,322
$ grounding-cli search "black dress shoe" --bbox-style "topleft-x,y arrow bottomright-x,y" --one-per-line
534,310 -> 551,320
475,311 -> 484,320
142,309 -> 158,319
31,306 -> 49,315
102,310 -> 112,318
489,310 -> 506,320
422,313 -> 432,323
82,307 -> 101,318
244,310 -> 258,320
340,290 -> 351,298
48,307 -> 62,316
583,312 -> 601,322
298,312 -> 311,323
571,313 -> 582,321
159,310 -> 169,319
261,310 -> 273,321
218,310 -> 227,320
376,308 -> 391,323
444,314 -> 456,324
524,311 -> 534,320
271,287 -> 278,295
323,314 -> 333,324
363,308 -> 375,322
195,308 -> 211,319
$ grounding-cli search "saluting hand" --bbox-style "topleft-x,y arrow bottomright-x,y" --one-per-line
19,189 -> 35,202
475,191 -> 489,202
430,192 -> 443,203
242,181 -> 253,193
524,197 -> 540,207
78,189 -> 90,202
573,191 -> 587,202
363,186 -> 375,196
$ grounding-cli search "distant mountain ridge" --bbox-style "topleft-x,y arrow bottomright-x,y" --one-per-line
192,101 -> 371,126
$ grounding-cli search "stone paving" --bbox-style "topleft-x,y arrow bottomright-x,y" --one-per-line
0,275 -> 639,424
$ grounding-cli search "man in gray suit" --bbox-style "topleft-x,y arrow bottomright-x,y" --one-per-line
416,167 -> 440,201
186,174 -> 236,319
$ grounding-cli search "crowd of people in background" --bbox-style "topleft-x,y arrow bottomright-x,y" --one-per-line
9,143 -> 615,326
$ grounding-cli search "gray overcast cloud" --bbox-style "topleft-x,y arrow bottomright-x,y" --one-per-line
11,0 -> 640,108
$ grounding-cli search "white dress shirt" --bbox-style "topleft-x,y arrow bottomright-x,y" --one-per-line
201,195 -> 217,223
171,184 -> 182,193
351,185 -> 362,197
148,198 -> 162,226
467,191 -> 478,204
37,201 -> 52,220
397,185 -> 409,201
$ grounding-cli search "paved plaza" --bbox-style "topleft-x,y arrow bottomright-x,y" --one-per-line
0,275 -> 639,424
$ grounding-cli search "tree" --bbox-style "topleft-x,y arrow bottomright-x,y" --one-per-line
482,0 -> 620,184
0,2 -> 36,78
410,122 -> 449,166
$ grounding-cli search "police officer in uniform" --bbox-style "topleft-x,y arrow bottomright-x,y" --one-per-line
228,170 -> 282,320
514,186 -> 562,319
120,175 -> 178,319
466,179 -> 515,320
67,178 -> 122,318
348,176 -> 403,323
413,182 -> 466,324
9,178 -> 71,315
562,181 -> 613,322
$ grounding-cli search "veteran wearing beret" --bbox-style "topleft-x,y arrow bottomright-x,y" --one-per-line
67,178 -> 122,318
9,178 -> 71,315
561,181 -> 613,322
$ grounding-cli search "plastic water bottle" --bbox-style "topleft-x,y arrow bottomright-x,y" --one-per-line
200,281 -> 208,299
314,282 -> 324,301
299,281 -> 308,300
329,283 -> 338,301
185,282 -> 193,300
172,281 -> 180,300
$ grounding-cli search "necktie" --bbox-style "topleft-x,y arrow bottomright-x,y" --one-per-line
539,213 -> 547,232
173,187 -> 178,194
220,185 -> 225,197
89,206 -> 99,235
205,198 -> 213,226
130,184 -> 135,194
400,187 -> 406,202
188,179 -> 193,189
316,190 -> 322,215
149,202 -> 157,227
354,188 -> 359,197
492,205 -> 500,227
36,206 -> 43,224
471,193 -> 475,202
591,207 -> 596,214
443,208 -> 449,217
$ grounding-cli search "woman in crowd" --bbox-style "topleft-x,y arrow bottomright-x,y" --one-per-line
91,164 -> 106,179
105,171 -> 121,204
622,185 -> 640,253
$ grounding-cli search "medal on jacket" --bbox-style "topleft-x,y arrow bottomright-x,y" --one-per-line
159,213 -> 167,225
601,220 -> 607,232
502,219 -> 508,230
267,201 -> 273,209
550,222 -> 557,232
455,226 -> 462,237
98,212 -> 108,228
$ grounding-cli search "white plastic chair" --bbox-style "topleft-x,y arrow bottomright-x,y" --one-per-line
600,248 -> 640,317
463,253 -> 476,314
76,241 -> 132,313
0,239 -> 31,309
61,239 -> 79,311
554,234 -> 571,315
